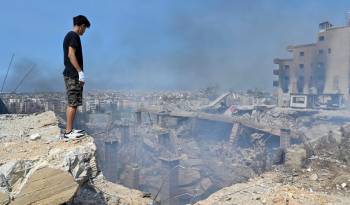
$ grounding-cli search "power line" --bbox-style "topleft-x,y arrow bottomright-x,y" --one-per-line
12,64 -> 35,93
1,54 -> 15,93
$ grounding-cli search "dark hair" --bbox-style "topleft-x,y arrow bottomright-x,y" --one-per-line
73,15 -> 91,28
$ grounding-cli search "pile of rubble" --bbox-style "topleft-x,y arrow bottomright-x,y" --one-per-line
104,115 -> 280,204
0,111 -> 151,205
194,171 -> 350,205
195,121 -> 350,205
103,91 -> 350,204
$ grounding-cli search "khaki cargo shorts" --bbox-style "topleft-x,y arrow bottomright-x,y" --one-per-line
64,76 -> 83,107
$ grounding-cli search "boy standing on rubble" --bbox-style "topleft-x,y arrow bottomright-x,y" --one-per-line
63,15 -> 90,139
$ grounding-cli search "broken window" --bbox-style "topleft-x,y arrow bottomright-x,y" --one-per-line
312,63 -> 326,94
281,76 -> 289,93
297,76 -> 305,93
299,64 -> 305,77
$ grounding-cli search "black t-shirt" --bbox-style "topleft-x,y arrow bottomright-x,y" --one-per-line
63,31 -> 83,78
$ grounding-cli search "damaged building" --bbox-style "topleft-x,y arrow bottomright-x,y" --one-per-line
273,20 -> 350,109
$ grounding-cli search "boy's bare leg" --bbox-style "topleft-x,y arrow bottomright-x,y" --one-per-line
66,105 -> 77,133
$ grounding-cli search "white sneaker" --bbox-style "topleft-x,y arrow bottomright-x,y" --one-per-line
64,131 -> 84,140
72,129 -> 85,134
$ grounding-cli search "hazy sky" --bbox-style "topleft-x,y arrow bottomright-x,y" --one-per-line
0,0 -> 350,92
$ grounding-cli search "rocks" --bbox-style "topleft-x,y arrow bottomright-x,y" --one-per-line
0,112 -> 152,205
0,174 -> 9,205
89,178 -> 152,205
29,133 -> 41,141
0,111 -> 60,142
69,183 -> 107,205
0,174 -> 9,191
333,174 -> 350,190
0,140 -> 96,204
6,161 -> 95,204
0,191 -> 9,205
194,171 -> 350,205
0,160 -> 34,193
12,166 -> 79,205
309,173 -> 318,181
64,147 -> 98,184
284,145 -> 307,171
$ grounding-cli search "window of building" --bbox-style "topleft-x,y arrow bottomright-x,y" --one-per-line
299,51 -> 304,56
299,64 -> 304,69
328,48 -> 331,54
299,65 -> 305,77
319,36 -> 325,41
318,49 -> 324,55
292,96 -> 306,104
297,76 -> 305,93
284,65 -> 290,69
282,76 -> 289,93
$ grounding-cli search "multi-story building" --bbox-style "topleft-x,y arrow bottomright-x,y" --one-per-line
274,21 -> 350,108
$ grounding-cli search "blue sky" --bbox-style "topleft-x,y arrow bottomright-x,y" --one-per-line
0,0 -> 350,92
